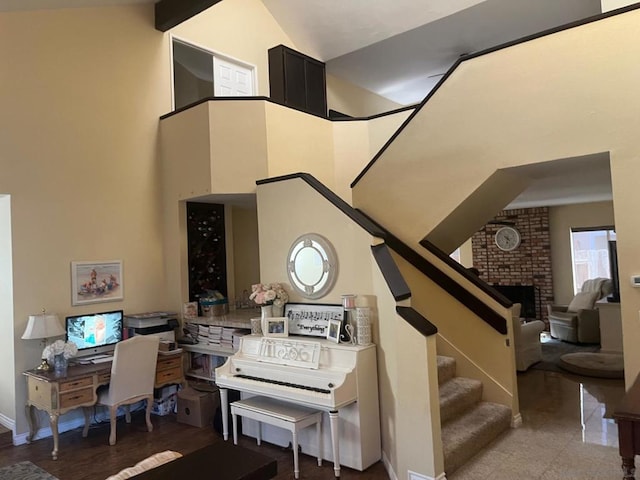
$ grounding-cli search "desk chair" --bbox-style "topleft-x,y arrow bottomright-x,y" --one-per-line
83,335 -> 160,445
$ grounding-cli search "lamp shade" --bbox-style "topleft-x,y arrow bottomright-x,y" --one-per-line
22,313 -> 65,340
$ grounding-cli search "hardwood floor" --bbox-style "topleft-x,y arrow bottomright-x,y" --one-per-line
0,412 -> 389,480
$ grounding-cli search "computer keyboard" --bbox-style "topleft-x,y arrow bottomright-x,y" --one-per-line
91,357 -> 113,364
82,354 -> 110,361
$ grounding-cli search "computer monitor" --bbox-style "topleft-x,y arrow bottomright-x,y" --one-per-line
65,309 -> 124,356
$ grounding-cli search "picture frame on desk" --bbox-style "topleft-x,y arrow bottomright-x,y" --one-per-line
71,260 -> 123,306
262,317 -> 288,338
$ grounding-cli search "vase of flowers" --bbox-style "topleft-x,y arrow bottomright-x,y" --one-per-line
43,339 -> 78,377
250,282 -> 288,320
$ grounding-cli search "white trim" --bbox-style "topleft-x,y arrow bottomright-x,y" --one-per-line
169,35 -> 258,101
511,412 -> 523,428
409,470 -> 446,480
382,450 -> 398,480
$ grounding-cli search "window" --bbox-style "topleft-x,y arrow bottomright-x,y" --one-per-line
172,39 -> 255,110
570,227 -> 616,294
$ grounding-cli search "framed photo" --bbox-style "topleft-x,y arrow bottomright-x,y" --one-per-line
263,317 -> 289,338
183,301 -> 198,320
71,260 -> 123,306
327,319 -> 341,343
284,303 -> 344,337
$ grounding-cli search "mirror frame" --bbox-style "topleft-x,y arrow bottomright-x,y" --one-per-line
286,233 -> 338,300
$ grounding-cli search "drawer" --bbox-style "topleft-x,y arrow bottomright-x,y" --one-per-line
27,378 -> 53,409
59,387 -> 94,408
157,355 -> 182,371
155,366 -> 183,385
98,373 -> 111,385
60,376 -> 93,392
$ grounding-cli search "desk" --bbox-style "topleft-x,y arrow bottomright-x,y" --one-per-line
24,350 -> 184,460
613,373 -> 640,479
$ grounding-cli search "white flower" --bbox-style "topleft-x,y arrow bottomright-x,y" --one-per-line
42,339 -> 78,362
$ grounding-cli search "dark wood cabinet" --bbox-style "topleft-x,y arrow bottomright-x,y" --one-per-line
268,45 -> 327,117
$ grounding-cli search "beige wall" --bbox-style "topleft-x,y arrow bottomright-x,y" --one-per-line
352,9 -> 640,385
0,5 -> 172,433
326,73 -> 404,118
256,178 -> 443,478
230,205 -> 260,299
549,201 -> 615,305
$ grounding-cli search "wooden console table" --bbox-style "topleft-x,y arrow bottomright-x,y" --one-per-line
24,350 -> 184,460
613,373 -> 640,479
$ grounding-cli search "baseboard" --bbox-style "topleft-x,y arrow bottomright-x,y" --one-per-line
0,413 -> 15,432
512,412 -> 523,428
13,403 -> 146,446
408,470 -> 447,480
382,451 -> 398,480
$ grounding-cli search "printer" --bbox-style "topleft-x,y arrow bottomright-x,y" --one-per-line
124,311 -> 179,342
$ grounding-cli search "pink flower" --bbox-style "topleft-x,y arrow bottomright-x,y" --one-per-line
249,282 -> 289,306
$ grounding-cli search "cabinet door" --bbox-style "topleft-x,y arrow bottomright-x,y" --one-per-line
283,50 -> 307,110
304,60 -> 326,116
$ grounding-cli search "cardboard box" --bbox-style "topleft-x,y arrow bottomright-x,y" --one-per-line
177,387 -> 219,427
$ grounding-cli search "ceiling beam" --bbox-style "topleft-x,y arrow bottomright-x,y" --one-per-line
155,0 -> 223,32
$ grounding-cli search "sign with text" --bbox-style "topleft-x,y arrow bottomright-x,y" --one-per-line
284,303 -> 344,337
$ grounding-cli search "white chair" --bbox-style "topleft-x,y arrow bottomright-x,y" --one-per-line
511,303 -> 545,372
83,336 -> 160,445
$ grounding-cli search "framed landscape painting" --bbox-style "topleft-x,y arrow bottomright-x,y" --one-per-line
71,260 -> 123,306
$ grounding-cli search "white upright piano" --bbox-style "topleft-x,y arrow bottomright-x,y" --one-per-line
215,335 -> 381,472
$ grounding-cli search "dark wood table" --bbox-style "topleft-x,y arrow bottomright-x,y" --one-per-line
132,442 -> 277,479
613,373 -> 640,479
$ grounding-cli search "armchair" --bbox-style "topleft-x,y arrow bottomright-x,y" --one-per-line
83,335 -> 160,445
511,303 -> 545,371
547,278 -> 613,344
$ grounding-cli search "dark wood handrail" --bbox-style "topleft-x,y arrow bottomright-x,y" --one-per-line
358,210 -> 508,334
371,244 -> 411,302
255,173 -> 507,334
160,96 -> 416,122
396,307 -> 438,337
350,3 -> 640,188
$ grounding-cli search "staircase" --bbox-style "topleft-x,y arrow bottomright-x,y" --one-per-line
438,355 -> 511,474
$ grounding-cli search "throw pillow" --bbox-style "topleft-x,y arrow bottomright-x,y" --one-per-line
567,291 -> 599,312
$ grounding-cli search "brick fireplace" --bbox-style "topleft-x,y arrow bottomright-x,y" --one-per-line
472,207 -> 553,327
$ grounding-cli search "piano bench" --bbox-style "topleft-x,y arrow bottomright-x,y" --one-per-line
231,396 -> 323,480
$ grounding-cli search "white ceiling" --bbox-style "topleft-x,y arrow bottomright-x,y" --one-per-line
0,0 -> 612,208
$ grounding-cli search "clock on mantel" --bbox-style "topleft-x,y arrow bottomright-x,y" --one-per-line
495,226 -> 521,251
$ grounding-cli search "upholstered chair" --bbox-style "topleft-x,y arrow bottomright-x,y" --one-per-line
511,303 -> 545,371
83,335 -> 160,445
547,278 -> 613,344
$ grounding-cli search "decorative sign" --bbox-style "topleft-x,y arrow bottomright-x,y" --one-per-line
284,303 -> 344,337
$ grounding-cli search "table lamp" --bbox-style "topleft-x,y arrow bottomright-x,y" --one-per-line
22,310 -> 65,371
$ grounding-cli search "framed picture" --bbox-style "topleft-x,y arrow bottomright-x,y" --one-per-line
263,317 -> 289,338
327,319 -> 341,343
71,260 -> 123,306
183,301 -> 198,320
284,303 -> 344,337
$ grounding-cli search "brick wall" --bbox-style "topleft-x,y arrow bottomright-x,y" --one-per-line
472,207 -> 553,326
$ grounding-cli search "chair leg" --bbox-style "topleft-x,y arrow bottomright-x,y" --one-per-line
82,407 -> 91,438
145,396 -> 153,433
125,404 -> 131,424
109,406 -> 117,446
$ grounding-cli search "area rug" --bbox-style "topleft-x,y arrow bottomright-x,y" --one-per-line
0,461 -> 59,480
528,338 -> 599,374
559,352 -> 624,379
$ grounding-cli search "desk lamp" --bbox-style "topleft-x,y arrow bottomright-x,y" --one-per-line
22,310 -> 65,371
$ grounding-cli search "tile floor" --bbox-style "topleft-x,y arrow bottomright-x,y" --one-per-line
449,368 -> 626,480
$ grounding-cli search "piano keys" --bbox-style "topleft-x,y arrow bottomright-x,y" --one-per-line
216,335 -> 381,473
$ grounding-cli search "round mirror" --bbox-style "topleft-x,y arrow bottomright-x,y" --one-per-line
287,233 -> 338,299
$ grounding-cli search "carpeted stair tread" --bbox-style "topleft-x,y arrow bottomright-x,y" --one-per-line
437,355 -> 456,385
442,401 -> 511,474
439,377 -> 483,424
